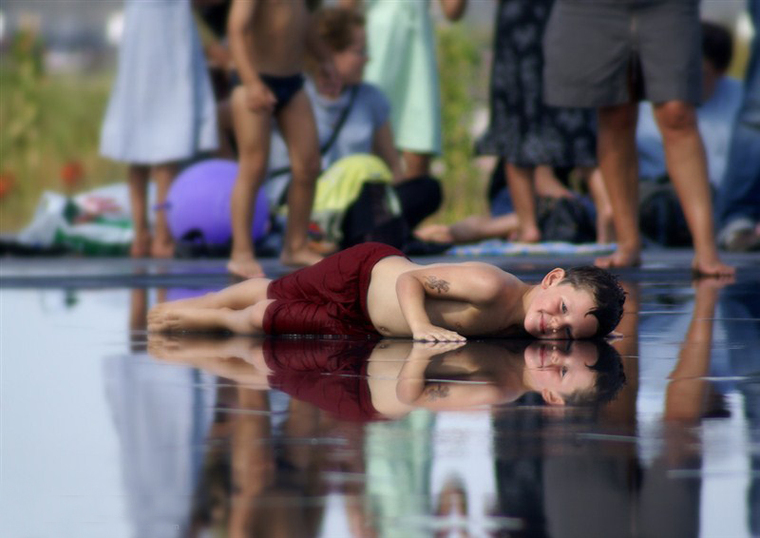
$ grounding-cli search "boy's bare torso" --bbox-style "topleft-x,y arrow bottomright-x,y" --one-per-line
366,256 -> 527,338
248,0 -> 310,75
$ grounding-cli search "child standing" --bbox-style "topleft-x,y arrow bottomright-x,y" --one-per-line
100,0 -> 219,258
226,0 -> 339,278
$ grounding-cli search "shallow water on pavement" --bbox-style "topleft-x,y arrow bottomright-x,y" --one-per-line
1,274 -> 759,538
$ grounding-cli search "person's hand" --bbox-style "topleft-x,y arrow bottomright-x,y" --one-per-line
244,81 -> 277,112
412,323 -> 466,342
412,340 -> 467,354
316,60 -> 342,98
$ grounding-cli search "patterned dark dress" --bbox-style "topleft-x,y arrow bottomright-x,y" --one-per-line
475,0 -> 597,168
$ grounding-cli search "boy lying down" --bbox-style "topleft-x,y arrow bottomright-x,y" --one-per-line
149,243 -> 626,341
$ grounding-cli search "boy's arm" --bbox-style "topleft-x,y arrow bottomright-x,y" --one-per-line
395,263 -> 510,341
228,0 -> 276,111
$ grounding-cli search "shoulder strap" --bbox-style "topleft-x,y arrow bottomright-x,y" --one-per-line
268,85 -> 360,179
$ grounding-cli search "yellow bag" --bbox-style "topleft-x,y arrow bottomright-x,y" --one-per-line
311,154 -> 399,244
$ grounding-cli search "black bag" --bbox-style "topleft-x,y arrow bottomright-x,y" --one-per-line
340,182 -> 409,250
638,179 -> 692,246
536,196 -> 597,243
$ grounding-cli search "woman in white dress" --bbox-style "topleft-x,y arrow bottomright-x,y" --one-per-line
100,0 -> 218,257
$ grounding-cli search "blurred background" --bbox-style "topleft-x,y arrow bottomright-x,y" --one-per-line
0,0 -> 753,234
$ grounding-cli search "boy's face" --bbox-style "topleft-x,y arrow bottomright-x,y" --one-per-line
524,268 -> 599,339
523,340 -> 598,405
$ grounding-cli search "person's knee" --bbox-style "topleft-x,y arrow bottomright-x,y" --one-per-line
248,299 -> 274,333
289,152 -> 321,183
655,101 -> 698,134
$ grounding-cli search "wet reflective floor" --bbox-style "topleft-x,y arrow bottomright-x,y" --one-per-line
1,252 -> 759,538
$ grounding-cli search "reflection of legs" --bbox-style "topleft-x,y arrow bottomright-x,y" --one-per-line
228,87 -> 272,279
151,163 -> 178,258
276,91 -> 323,268
595,103 -> 641,268
229,388 -> 274,538
506,164 -> 540,243
127,165 -> 151,258
653,101 -> 733,276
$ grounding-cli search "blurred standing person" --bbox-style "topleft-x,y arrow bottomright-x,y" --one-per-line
264,7 -> 442,246
226,0 -> 339,278
475,0 -> 601,244
716,0 -> 760,252
543,0 -> 734,276
340,0 -> 468,178
100,0 -> 219,258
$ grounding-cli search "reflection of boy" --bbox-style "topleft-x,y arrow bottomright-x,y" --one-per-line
149,337 -> 627,417
149,242 -> 625,340
227,0 -> 339,278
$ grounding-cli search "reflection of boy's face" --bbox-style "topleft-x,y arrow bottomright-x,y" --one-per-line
524,270 -> 599,339
523,341 -> 598,405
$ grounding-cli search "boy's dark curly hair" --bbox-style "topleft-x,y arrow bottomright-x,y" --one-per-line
561,266 -> 626,337
562,340 -> 627,406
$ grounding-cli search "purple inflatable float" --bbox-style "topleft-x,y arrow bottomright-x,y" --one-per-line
167,159 -> 269,244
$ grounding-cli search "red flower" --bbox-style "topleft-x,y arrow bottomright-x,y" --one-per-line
60,161 -> 84,189
0,171 -> 16,199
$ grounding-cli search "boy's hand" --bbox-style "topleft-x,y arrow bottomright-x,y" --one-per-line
412,323 -> 466,342
244,81 -> 277,112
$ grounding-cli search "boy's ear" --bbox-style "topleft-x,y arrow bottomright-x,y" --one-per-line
541,388 -> 566,406
542,268 -> 566,288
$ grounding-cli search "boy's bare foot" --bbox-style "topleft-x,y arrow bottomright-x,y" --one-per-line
148,305 -> 230,333
280,246 -> 322,268
691,256 -> 735,278
130,230 -> 151,258
227,256 -> 266,279
150,235 -> 175,259
595,248 -> 641,268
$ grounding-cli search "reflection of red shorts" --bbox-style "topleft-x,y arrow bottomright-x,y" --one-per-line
263,338 -> 382,422
264,243 -> 406,337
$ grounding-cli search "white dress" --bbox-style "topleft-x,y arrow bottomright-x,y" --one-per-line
100,0 -> 218,164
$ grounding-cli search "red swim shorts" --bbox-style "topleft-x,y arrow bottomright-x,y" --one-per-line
263,242 -> 406,337
263,338 -> 382,421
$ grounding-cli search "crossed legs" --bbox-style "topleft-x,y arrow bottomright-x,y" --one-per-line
148,277 -> 274,334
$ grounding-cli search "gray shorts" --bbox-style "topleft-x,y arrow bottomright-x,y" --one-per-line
543,0 -> 702,108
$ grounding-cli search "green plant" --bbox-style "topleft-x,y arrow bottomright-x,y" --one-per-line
435,23 -> 485,223
0,36 -> 124,232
